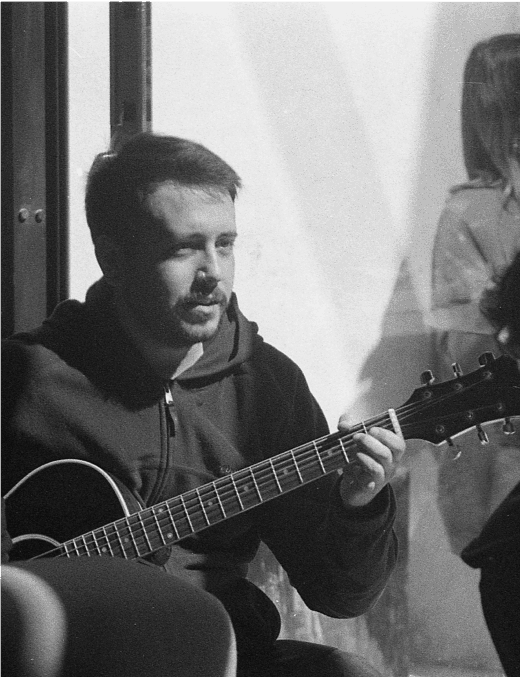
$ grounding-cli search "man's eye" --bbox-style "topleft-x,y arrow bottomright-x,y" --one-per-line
217,239 -> 235,252
170,246 -> 194,257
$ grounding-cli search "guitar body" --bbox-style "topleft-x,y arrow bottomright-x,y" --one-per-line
5,459 -> 141,561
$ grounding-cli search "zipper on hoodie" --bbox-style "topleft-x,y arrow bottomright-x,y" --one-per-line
164,382 -> 178,435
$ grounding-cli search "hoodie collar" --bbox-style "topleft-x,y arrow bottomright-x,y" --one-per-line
36,279 -> 260,402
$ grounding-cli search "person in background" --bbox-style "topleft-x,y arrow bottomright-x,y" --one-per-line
2,133 -> 405,677
430,33 -> 520,555
461,252 -> 520,677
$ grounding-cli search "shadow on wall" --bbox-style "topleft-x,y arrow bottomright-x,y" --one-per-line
234,2 -> 391,312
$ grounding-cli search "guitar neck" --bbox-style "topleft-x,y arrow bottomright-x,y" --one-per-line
54,353 -> 520,561
58,411 -> 397,560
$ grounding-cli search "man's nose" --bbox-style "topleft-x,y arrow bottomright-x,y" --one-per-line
196,249 -> 221,285
197,249 -> 222,282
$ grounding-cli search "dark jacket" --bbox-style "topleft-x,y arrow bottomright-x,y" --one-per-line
2,279 -> 397,652
461,482 -> 520,569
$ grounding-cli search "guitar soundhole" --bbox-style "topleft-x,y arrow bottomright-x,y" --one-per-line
435,424 -> 446,436
422,390 -> 432,400
453,382 -> 463,391
465,411 -> 475,421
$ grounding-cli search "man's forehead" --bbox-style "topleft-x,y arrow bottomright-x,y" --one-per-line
145,182 -> 233,212
139,182 -> 236,240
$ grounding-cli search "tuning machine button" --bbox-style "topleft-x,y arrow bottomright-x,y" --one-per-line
447,438 -> 462,460
420,370 -> 435,386
503,418 -> 516,435
452,362 -> 463,378
478,352 -> 495,366
476,425 -> 489,445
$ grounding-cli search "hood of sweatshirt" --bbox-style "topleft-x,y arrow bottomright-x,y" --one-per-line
21,278 -> 262,407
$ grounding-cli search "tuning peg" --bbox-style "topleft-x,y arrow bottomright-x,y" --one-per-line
478,352 -> 495,366
446,438 -> 462,460
420,370 -> 435,386
452,362 -> 463,378
476,425 -> 489,445
503,418 -> 516,435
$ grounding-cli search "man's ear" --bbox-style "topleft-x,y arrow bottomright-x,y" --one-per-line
94,235 -> 124,287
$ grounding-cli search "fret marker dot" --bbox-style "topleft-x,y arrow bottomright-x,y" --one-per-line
167,533 -> 173,539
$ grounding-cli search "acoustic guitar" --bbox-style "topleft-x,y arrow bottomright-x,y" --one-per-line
5,353 -> 519,562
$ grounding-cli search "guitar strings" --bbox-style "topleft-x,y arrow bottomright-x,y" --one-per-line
41,376 -> 497,560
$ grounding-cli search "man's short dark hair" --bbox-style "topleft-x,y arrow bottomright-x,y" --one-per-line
85,133 -> 242,244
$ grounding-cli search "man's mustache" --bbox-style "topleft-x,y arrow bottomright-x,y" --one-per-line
183,289 -> 228,306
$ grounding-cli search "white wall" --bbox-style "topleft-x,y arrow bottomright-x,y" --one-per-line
68,1 -> 110,300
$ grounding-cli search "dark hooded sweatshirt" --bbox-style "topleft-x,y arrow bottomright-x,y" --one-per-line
2,279 -> 397,657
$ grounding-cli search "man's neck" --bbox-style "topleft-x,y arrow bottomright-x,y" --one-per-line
114,295 -> 202,379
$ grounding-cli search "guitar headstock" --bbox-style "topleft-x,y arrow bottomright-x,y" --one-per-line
400,353 -> 520,445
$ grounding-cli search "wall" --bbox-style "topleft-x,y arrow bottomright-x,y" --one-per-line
68,3 -> 520,674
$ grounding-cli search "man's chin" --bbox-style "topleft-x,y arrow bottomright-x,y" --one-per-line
178,323 -> 220,344
175,312 -> 223,344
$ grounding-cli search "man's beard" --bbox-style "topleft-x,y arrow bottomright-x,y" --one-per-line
158,290 -> 229,346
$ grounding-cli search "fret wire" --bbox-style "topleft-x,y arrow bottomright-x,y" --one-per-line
230,474 -> 245,510
179,494 -> 194,532
313,441 -> 326,474
80,534 -> 91,557
213,482 -> 227,518
152,506 -> 168,546
90,531 -> 103,555
126,520 -> 142,557
112,521 -> 129,557
69,540 -> 79,557
101,526 -> 114,555
137,513 -> 152,551
118,522 -> 135,558
269,458 -> 282,493
249,469 -> 263,501
164,504 -> 181,541
290,450 -> 303,483
338,438 -> 350,463
195,487 -> 211,526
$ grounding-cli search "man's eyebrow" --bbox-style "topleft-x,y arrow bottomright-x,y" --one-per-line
166,231 -> 238,245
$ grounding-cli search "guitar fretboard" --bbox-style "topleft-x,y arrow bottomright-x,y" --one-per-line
58,416 -> 392,559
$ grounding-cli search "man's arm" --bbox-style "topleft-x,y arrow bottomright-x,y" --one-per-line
255,365 -> 400,619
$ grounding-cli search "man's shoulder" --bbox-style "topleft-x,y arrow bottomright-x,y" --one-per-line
247,338 -> 309,401
252,338 -> 303,375
2,298 -> 87,380
2,334 -> 73,391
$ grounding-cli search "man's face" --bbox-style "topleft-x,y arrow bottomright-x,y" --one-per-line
117,182 -> 237,346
